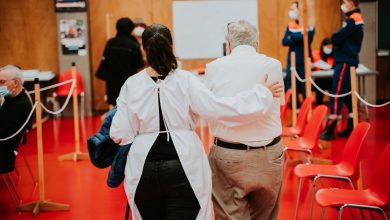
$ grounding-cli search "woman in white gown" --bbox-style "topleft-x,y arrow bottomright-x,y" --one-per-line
110,24 -> 282,220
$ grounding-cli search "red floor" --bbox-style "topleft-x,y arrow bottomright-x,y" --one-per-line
1,106 -> 389,220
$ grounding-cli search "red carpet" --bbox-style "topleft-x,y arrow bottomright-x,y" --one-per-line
1,106 -> 389,220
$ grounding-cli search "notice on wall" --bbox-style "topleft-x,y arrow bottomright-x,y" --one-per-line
59,19 -> 86,55
173,0 -> 258,59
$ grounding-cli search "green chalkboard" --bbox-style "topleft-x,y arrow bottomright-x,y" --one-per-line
378,0 -> 390,50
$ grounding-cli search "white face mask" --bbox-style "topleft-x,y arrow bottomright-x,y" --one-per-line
323,47 -> 332,55
133,27 -> 145,37
341,3 -> 350,13
289,10 -> 299,20
0,85 -> 12,97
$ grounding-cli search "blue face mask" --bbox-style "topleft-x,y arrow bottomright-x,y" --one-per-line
0,86 -> 11,97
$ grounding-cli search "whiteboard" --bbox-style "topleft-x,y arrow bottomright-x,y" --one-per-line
173,0 -> 258,59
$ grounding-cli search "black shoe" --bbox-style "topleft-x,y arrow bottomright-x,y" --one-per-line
320,120 -> 337,140
337,118 -> 353,137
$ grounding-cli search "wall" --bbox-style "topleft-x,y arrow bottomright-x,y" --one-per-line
0,0 -> 341,110
0,0 -> 58,72
89,0 -> 341,110
359,1 -> 377,103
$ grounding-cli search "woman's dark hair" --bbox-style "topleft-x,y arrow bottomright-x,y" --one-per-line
116,17 -> 135,37
142,24 -> 177,76
320,37 -> 333,61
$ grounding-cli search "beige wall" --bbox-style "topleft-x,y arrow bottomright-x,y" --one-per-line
359,1 -> 377,103
0,0 -> 58,71
0,0 -> 342,110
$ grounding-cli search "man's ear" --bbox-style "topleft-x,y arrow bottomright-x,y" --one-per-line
226,41 -> 231,55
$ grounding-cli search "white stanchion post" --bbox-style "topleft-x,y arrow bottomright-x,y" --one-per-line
16,78 -> 69,217
291,52 -> 297,126
351,66 -> 363,190
58,62 -> 89,162
350,67 -> 359,128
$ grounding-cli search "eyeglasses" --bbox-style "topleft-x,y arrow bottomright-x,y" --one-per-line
227,22 -> 233,33
0,78 -> 15,85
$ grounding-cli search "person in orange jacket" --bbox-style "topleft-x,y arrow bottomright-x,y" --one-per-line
312,37 -> 335,104
320,0 -> 364,140
282,1 -> 315,110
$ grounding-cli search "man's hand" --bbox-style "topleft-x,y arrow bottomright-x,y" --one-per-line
261,74 -> 283,98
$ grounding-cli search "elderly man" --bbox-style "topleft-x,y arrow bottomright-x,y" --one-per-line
204,20 -> 285,220
0,65 -> 32,173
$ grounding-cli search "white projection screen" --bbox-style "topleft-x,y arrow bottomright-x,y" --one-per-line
173,0 -> 258,59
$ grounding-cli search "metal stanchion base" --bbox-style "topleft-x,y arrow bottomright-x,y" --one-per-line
16,200 -> 69,217
58,152 -> 89,161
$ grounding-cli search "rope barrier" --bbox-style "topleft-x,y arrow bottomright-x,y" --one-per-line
292,68 -> 356,98
40,80 -> 75,115
27,79 -> 73,94
290,67 -> 390,108
0,102 -> 38,141
291,67 -> 308,82
309,78 -> 352,98
354,91 -> 390,108
0,79 -> 76,142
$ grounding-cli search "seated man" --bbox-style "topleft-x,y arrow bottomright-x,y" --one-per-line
0,65 -> 33,173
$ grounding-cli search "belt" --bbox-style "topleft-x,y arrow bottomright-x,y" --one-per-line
215,136 -> 281,150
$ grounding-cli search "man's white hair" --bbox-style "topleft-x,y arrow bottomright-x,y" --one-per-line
226,20 -> 259,50
0,65 -> 24,85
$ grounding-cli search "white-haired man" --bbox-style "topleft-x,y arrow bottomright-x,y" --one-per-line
204,20 -> 285,220
0,65 -> 33,173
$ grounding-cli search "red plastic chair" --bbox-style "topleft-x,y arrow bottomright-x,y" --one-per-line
315,143 -> 390,220
280,89 -> 292,125
52,69 -> 85,116
292,122 -> 371,220
283,105 -> 328,158
282,96 -> 312,137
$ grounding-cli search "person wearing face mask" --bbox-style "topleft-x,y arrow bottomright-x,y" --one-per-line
95,17 -> 144,106
320,0 -> 364,140
0,65 -> 33,173
312,38 -> 335,104
133,22 -> 148,66
282,1 -> 315,110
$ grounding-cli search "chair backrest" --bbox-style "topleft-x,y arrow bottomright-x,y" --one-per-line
56,69 -> 84,96
280,89 -> 292,124
294,96 -> 312,135
301,105 -> 328,151
368,144 -> 390,204
339,122 -> 370,178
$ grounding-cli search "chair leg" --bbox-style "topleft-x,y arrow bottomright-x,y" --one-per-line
14,166 -> 21,184
338,180 -> 357,220
294,177 -> 303,220
338,206 -> 345,220
378,207 -> 388,220
321,208 -> 326,220
125,202 -> 130,220
19,148 -> 37,186
2,174 -> 20,207
8,173 -> 22,203
309,178 -> 317,220
369,210 -> 376,220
